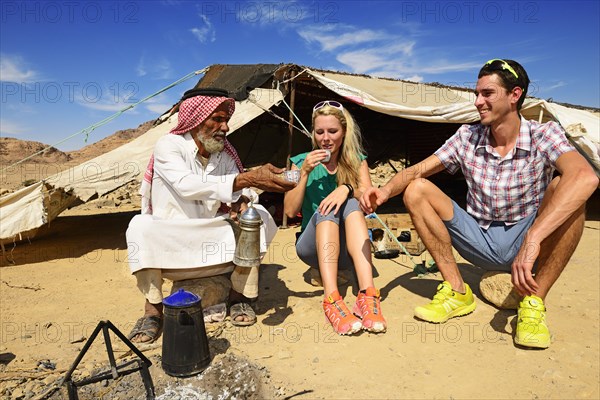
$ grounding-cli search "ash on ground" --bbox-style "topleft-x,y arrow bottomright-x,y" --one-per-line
48,352 -> 282,400
1,322 -> 288,400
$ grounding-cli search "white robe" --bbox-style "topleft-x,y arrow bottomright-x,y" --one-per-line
126,133 -> 277,274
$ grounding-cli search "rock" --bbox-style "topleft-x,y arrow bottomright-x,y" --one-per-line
3,380 -> 19,391
42,375 -> 58,385
95,198 -> 115,208
37,359 -> 56,370
23,380 -> 36,393
70,336 -> 86,344
78,369 -> 91,379
171,275 -> 231,308
479,271 -> 521,309
10,387 -> 24,399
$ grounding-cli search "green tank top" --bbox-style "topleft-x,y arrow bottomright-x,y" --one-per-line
290,152 -> 366,231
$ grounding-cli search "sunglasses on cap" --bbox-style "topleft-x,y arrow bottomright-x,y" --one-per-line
313,100 -> 344,112
485,59 -> 519,80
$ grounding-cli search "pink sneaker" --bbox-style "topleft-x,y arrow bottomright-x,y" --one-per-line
353,287 -> 387,333
323,291 -> 362,335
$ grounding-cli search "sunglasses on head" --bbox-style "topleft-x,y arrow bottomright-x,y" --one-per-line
485,59 -> 519,80
313,100 -> 344,112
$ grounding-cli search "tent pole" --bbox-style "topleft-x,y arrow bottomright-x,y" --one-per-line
538,107 -> 544,123
282,78 -> 297,229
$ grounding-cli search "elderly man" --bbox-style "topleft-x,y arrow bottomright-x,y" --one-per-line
361,59 -> 598,349
126,88 -> 294,343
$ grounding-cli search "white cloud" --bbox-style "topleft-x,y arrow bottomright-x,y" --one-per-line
298,23 -> 483,81
298,24 -> 418,77
76,85 -> 140,113
3,103 -> 35,113
190,15 -> 216,43
154,59 -> 173,80
146,103 -> 173,114
545,81 -> 567,91
0,54 -> 39,83
78,101 -> 136,112
357,59 -> 482,82
336,50 -> 388,75
298,26 -> 391,52
336,43 -> 416,76
411,62 -> 482,75
136,55 -> 173,79
136,56 -> 147,77
0,119 -> 28,136
365,59 -> 482,79
143,92 -> 176,115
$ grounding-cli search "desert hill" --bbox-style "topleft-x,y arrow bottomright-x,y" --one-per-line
0,120 -> 154,167
0,138 -> 72,165
0,121 -> 155,194
67,120 -> 154,162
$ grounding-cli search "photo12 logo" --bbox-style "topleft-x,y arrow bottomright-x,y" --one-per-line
400,1 -> 540,24
1,1 -> 139,23
199,1 -> 339,24
1,81 -> 139,104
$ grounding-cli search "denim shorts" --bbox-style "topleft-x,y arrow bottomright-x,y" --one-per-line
443,201 -> 537,271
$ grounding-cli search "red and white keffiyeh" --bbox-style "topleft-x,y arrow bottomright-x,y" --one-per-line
141,94 -> 243,214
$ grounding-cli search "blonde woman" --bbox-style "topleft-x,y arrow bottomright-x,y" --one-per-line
284,100 -> 386,335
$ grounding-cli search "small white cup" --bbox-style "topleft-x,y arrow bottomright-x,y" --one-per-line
322,149 -> 331,163
284,169 -> 300,183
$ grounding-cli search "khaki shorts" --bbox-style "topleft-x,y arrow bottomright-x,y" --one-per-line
135,264 -> 259,304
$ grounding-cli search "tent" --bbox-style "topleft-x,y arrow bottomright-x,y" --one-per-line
2,63 -> 599,245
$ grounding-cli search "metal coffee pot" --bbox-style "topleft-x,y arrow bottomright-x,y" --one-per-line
233,203 -> 263,268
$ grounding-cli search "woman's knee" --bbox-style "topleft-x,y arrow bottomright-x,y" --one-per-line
344,210 -> 368,232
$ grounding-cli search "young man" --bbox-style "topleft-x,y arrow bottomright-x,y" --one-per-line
360,59 -> 598,349
126,88 -> 295,343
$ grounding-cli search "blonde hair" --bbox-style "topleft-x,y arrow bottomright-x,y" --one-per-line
311,105 -> 365,188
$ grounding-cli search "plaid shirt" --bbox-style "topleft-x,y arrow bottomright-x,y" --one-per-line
435,117 -> 575,228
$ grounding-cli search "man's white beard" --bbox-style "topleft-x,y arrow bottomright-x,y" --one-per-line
198,133 -> 225,154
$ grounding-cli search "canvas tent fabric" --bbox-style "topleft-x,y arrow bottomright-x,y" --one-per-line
0,88 -> 283,242
222,66 -> 599,170
307,70 -> 477,121
306,69 -> 600,172
1,64 -> 598,244
0,181 -> 46,241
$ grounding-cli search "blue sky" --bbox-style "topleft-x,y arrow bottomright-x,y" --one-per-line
1,0 -> 599,151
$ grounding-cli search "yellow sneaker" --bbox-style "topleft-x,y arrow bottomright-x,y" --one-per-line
414,281 -> 476,323
515,295 -> 551,349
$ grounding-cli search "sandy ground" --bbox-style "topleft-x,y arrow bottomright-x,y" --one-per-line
0,198 -> 599,399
